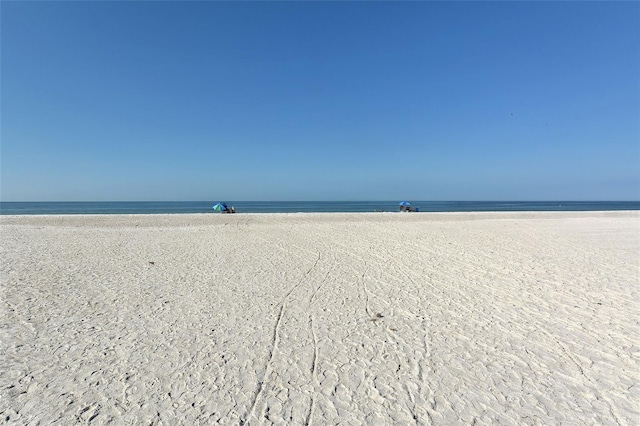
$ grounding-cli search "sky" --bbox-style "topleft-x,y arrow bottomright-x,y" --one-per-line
1,1 -> 639,202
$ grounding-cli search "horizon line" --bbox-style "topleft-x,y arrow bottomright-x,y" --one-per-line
2,200 -> 639,203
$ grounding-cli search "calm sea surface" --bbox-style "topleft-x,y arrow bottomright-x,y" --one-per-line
1,201 -> 639,215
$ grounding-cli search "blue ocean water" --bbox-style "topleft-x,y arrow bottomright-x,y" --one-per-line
1,201 -> 639,215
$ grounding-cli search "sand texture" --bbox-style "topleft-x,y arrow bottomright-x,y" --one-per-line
1,211 -> 639,425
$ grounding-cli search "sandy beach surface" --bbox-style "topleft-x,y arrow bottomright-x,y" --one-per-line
1,211 -> 639,425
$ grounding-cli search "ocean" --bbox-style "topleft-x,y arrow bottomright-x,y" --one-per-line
1,201 -> 639,215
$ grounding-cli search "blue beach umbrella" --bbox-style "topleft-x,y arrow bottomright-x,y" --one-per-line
399,201 -> 411,207
213,202 -> 228,211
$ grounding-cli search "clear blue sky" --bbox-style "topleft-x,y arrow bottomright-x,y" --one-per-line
2,1 -> 639,201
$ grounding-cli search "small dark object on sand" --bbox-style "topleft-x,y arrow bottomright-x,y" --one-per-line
369,313 -> 384,322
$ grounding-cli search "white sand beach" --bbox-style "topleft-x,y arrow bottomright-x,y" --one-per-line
1,211 -> 639,425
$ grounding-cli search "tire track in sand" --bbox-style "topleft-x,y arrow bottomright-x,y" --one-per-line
243,303 -> 285,425
244,226 -> 325,424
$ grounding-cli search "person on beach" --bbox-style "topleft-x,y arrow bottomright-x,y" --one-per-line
231,206 -> 236,213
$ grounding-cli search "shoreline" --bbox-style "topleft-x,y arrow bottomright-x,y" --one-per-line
2,200 -> 638,216
2,209 -> 639,217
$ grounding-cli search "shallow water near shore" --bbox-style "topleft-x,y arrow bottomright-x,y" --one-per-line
1,200 -> 639,215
